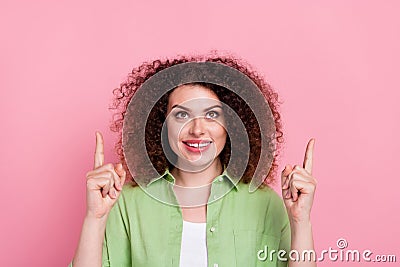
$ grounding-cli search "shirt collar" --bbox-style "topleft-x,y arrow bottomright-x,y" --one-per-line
146,167 -> 239,191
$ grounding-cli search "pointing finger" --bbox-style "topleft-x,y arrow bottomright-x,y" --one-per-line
94,131 -> 105,169
303,138 -> 315,175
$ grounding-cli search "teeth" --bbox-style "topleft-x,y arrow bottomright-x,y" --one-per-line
186,142 -> 211,148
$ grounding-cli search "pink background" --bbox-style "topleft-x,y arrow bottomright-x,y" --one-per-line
1,0 -> 399,266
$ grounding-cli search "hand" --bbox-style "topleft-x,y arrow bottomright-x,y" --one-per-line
85,131 -> 126,219
281,138 -> 317,223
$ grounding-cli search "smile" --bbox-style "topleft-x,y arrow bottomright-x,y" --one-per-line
182,140 -> 212,152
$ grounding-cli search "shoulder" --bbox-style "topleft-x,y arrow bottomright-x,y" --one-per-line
108,183 -> 146,215
223,182 -> 289,236
107,183 -> 159,226
234,182 -> 288,222
113,182 -> 170,212
235,182 -> 284,206
120,182 -> 146,198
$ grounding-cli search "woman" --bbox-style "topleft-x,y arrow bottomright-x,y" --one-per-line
70,53 -> 317,267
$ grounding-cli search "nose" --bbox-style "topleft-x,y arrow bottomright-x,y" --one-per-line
188,117 -> 205,136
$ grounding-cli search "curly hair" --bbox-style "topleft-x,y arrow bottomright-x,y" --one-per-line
110,52 -> 284,187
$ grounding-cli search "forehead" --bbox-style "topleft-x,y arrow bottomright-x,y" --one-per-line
167,84 -> 220,109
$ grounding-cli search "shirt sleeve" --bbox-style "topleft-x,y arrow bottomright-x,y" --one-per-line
277,212 -> 291,267
101,191 -> 132,266
67,196 -> 130,267
265,188 -> 291,267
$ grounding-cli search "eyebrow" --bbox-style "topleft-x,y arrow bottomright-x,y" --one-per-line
171,104 -> 223,112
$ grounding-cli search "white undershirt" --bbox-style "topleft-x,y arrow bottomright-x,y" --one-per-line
179,220 -> 208,267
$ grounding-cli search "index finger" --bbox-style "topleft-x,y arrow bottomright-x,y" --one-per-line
94,131 -> 104,169
303,138 -> 315,174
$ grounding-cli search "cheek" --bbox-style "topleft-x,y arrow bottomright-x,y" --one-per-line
167,126 -> 177,145
214,125 -> 227,146
167,121 -> 185,146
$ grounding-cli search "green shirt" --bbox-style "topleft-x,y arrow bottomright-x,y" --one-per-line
70,169 -> 290,267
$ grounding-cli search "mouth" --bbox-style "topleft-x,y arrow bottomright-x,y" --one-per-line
182,140 -> 212,153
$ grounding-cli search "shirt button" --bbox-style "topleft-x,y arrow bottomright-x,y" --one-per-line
210,226 -> 216,232
218,176 -> 223,182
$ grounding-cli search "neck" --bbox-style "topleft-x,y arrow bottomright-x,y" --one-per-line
171,158 -> 223,187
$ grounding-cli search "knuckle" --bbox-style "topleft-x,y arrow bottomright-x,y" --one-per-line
111,172 -> 119,181
294,165 -> 302,171
86,169 -> 98,177
104,163 -> 114,170
86,177 -> 95,186
291,172 -> 299,180
104,171 -> 113,179
102,170 -> 114,180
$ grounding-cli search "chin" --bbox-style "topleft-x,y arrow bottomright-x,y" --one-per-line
175,156 -> 219,172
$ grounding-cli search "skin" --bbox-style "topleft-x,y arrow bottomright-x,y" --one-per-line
282,139 -> 317,223
282,139 -> 317,267
166,84 -> 227,186
166,85 -> 228,220
71,85 -> 318,267
72,132 -> 126,266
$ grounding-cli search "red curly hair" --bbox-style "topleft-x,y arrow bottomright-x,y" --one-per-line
109,52 -> 284,187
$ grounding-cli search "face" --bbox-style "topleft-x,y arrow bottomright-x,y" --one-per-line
165,84 -> 227,172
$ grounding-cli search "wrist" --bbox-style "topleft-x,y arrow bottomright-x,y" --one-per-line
290,217 -> 312,229
84,212 -> 109,225
287,210 -> 311,224
290,219 -> 313,240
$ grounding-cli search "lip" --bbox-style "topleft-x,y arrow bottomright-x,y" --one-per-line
182,140 -> 212,153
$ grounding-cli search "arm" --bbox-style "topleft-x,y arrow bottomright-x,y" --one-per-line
71,216 -> 108,266
288,220 -> 315,267
71,132 -> 126,267
281,139 -> 317,267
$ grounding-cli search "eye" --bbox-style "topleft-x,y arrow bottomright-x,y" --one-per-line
205,111 -> 219,119
175,111 -> 189,119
